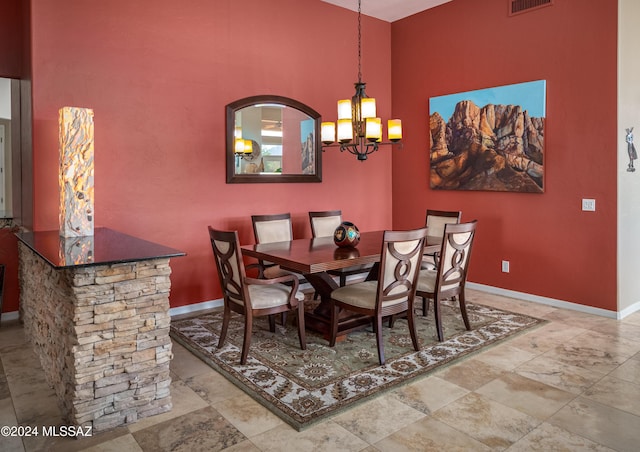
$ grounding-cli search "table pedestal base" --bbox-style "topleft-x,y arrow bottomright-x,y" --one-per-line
303,271 -> 375,342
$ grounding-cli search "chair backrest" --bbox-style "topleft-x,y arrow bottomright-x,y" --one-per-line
309,210 -> 342,238
435,220 -> 477,296
208,227 -> 249,308
251,213 -> 293,244
377,227 -> 429,309
425,209 -> 462,239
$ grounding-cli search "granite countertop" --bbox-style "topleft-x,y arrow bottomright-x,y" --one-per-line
15,227 -> 185,268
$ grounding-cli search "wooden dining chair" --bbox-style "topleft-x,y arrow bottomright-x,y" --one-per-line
251,213 -> 295,279
423,209 -> 462,270
309,210 -> 373,287
416,220 -> 477,342
208,227 -> 306,365
328,227 -> 428,365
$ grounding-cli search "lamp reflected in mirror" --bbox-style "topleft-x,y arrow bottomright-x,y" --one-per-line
226,95 -> 322,183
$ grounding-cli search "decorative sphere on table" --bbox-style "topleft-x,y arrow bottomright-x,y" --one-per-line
333,221 -> 360,247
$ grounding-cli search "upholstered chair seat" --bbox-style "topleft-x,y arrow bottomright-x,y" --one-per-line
209,227 -> 306,365
328,227 -> 429,365
246,284 -> 304,309
416,220 -> 477,342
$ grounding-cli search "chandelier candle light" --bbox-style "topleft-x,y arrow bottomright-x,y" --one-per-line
321,0 -> 402,161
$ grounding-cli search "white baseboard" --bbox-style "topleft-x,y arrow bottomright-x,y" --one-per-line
4,282 -> 637,325
169,299 -> 223,317
0,311 -> 20,323
467,282 -> 640,320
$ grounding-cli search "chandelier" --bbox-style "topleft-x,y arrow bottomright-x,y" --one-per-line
320,0 -> 402,161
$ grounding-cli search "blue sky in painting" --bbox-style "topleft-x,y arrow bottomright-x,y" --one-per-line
429,80 -> 546,121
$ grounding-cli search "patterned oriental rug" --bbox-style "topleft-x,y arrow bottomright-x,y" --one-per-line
170,298 -> 545,431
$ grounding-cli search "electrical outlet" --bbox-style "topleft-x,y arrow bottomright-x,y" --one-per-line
582,198 -> 596,211
501,260 -> 510,273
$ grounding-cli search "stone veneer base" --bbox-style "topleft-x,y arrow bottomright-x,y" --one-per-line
18,243 -> 173,432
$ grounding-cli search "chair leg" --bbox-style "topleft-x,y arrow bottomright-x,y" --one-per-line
340,274 -> 347,287
297,305 -> 306,350
407,304 -> 420,352
329,302 -> 339,347
218,304 -> 231,348
241,315 -> 253,365
434,297 -> 444,342
458,291 -> 471,330
374,315 -> 385,365
422,296 -> 430,316
268,314 -> 276,332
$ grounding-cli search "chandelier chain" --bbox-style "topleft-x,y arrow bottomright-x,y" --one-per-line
357,0 -> 362,83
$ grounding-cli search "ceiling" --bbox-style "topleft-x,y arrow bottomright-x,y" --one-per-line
321,0 -> 452,22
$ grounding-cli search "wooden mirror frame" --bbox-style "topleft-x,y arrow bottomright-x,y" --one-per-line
226,95 -> 322,184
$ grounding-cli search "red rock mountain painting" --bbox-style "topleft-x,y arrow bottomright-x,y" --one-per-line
429,81 -> 545,193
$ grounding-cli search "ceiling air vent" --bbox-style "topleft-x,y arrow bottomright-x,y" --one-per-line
509,0 -> 553,16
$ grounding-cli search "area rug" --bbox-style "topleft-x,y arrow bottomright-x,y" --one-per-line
170,298 -> 545,431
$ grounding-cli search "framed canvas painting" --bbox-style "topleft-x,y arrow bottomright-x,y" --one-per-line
429,80 -> 546,193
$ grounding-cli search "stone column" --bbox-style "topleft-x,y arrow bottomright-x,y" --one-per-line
18,243 -> 173,432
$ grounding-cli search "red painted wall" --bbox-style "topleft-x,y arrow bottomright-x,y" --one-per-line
0,0 -> 22,78
391,0 -> 618,310
26,0 -> 393,309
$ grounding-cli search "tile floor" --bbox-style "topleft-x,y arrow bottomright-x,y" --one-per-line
1,290 -> 640,451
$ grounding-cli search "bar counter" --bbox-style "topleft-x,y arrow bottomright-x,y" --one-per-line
16,228 -> 185,432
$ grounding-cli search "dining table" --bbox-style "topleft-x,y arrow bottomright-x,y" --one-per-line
241,230 -> 441,342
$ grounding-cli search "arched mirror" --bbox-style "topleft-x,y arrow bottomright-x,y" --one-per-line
226,95 -> 322,183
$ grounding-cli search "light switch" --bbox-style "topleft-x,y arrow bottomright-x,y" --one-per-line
582,199 -> 596,211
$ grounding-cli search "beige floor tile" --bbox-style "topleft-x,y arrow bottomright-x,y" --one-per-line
374,416 -> 491,451
0,322 -> 28,354
41,427 -> 131,452
589,320 -> 640,343
183,370 -> 245,405
432,392 -> 540,450
392,375 -> 469,414
516,355 -> 605,395
132,405 -> 246,452
570,330 -> 640,357
471,296 -> 557,319
249,421 -> 368,452
549,397 -> 640,452
78,433 -> 144,452
0,361 -> 9,400
541,309 -> 613,331
608,353 -> 640,384
169,340 -> 220,380
332,393 -> 425,444
216,440 -> 261,451
507,422 -> 616,451
212,392 -> 284,438
474,343 -> 538,371
0,397 -> 24,452
475,372 -> 575,420
583,375 -> 640,417
506,322 -> 587,355
435,358 -> 505,391
544,334 -> 636,375
621,310 -> 640,326
126,379 -> 209,433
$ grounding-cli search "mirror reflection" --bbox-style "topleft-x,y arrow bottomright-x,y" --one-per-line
226,96 -> 322,183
